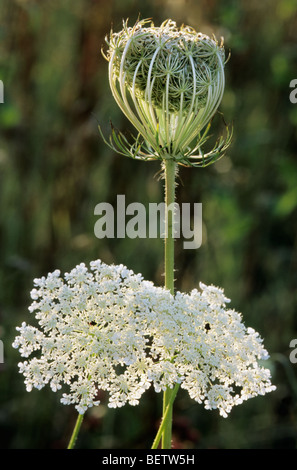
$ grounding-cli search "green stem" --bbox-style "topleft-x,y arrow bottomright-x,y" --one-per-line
161,158 -> 177,449
151,383 -> 179,449
67,413 -> 84,449
164,158 -> 176,296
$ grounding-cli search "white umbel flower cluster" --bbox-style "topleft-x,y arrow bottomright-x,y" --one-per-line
13,260 -> 275,417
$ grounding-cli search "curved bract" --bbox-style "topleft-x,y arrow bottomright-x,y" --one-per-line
101,19 -> 232,167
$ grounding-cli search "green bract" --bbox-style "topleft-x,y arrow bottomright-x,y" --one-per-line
101,19 -> 232,167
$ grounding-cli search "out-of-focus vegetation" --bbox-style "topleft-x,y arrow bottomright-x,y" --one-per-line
0,0 -> 297,449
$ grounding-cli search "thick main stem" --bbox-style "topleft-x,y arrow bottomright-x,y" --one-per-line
164,159 -> 176,296
162,158 -> 176,449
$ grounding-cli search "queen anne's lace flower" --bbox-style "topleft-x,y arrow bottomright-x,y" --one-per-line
13,259 -> 275,417
100,18 -> 232,167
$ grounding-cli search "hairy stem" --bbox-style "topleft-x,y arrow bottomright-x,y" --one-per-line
161,158 -> 177,449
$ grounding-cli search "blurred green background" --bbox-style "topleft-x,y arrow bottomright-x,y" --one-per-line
1,0 -> 297,449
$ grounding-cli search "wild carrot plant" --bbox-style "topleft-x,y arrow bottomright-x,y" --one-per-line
13,19 -> 275,450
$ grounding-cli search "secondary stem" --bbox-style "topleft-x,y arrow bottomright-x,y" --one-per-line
67,413 -> 84,449
151,383 -> 179,449
162,158 -> 177,449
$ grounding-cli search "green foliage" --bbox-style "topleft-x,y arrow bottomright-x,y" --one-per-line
1,0 -> 297,449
